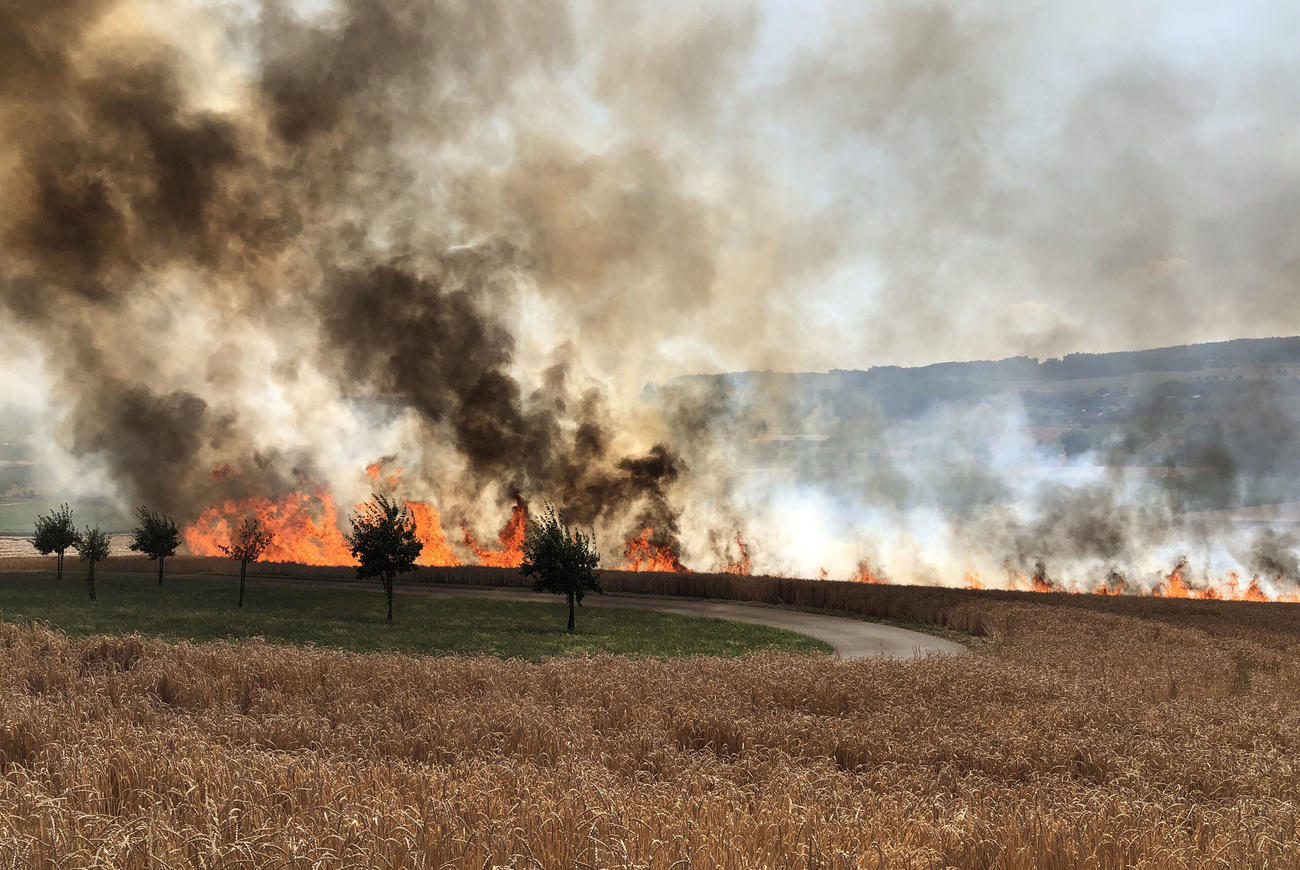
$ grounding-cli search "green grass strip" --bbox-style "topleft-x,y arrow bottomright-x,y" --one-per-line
0,570 -> 832,660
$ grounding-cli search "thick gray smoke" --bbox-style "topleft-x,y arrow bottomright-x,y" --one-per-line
0,0 -> 701,552
2,0 -> 1298,585
651,345 -> 1300,590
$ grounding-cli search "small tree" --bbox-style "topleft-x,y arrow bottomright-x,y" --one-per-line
128,506 -> 181,586
74,526 -> 111,600
219,517 -> 273,608
30,503 -> 78,581
520,503 -> 601,633
347,494 -> 423,622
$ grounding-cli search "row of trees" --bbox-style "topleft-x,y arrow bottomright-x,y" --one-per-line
32,502 -> 278,607
31,504 -> 178,599
31,497 -> 603,631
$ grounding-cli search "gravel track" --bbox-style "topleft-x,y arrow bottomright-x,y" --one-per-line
248,576 -> 969,660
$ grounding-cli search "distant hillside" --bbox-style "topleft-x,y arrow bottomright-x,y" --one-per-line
827,335 -> 1300,420
654,336 -> 1300,512
663,336 -> 1300,421
843,335 -> 1300,381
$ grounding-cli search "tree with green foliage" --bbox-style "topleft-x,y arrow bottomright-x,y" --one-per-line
128,506 -> 182,586
73,526 -> 110,600
30,503 -> 78,581
346,494 -> 423,622
520,503 -> 601,633
219,517 -> 273,608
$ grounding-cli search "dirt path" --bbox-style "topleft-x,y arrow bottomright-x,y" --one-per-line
246,576 -> 969,660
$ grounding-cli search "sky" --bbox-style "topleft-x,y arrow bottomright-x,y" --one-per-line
4,0 -> 1300,402
744,0 -> 1300,370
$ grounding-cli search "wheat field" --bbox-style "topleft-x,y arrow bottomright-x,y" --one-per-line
1,586 -> 1298,868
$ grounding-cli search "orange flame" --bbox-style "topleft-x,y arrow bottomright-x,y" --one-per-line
1243,575 -> 1269,603
720,533 -> 751,575
959,557 -> 1298,602
364,459 -> 403,489
187,458 -> 468,567
1094,571 -> 1126,596
184,488 -> 356,566
1145,561 -> 1282,601
1156,559 -> 1192,598
621,528 -> 688,572
463,501 -> 528,568
406,501 -> 460,566
1002,560 -> 1054,593
849,558 -> 889,584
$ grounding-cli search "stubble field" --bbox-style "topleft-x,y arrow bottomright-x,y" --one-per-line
1,573 -> 1298,868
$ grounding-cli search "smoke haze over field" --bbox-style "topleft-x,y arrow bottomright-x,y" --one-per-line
2,0 -> 1299,588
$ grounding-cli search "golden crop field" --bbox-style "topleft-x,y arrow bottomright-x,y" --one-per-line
1,583 -> 1298,868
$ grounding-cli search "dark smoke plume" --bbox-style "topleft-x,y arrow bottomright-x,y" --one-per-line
0,0 -> 691,543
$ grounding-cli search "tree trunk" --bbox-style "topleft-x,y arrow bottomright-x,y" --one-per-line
87,559 -> 96,600
158,556 -> 165,586
385,575 -> 394,622
567,591 -> 575,633
238,560 -> 247,608
56,550 -> 63,582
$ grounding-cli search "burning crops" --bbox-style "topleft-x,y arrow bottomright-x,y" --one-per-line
1,585 -> 1299,867
175,482 -> 1300,603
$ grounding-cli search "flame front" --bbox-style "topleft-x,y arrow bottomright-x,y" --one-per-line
184,489 -> 355,565
463,502 -> 528,568
181,465 -> 1300,599
850,558 -> 890,584
622,528 -> 688,572
186,458 -> 467,567
406,501 -> 460,566
1158,559 -> 1192,598
720,533 -> 751,575
991,558 -> 1299,602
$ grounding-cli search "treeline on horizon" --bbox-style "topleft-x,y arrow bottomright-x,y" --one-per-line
842,334 -> 1300,382
656,334 -> 1300,423
658,335 -> 1300,390
662,335 -> 1300,417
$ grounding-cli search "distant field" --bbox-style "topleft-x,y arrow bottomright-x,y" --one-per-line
0,498 -> 133,536
1,578 -> 1298,867
0,501 -> 41,537
0,532 -> 134,558
0,570 -> 831,659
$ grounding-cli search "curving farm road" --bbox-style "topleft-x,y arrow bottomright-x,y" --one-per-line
257,578 -> 968,660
